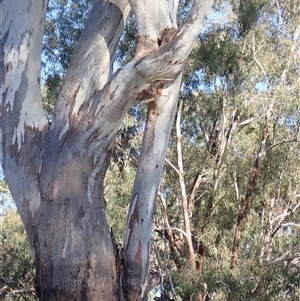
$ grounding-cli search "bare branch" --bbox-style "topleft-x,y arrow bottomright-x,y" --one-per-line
1,1 -> 49,219
165,158 -> 179,174
135,0 -> 214,80
153,225 -> 188,237
252,35 -> 269,84
232,148 -> 240,200
231,101 -> 274,270
281,24 -> 300,85
273,250 -> 291,263
157,191 -> 181,269
123,75 -> 183,299
282,222 -> 300,229
271,202 -> 300,224
266,139 -> 299,152
238,117 -> 256,126
50,0 -> 130,134
190,173 -> 206,203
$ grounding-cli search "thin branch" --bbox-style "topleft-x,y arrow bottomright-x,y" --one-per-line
282,222 -> 300,229
238,117 -> 256,126
153,225 -> 188,237
210,191 -> 228,213
271,201 -> 300,238
271,202 -> 300,224
189,173 -> 206,203
266,139 -> 299,152
0,285 -> 35,298
252,35 -> 269,84
281,24 -> 300,85
157,191 -> 181,269
273,250 -> 291,263
232,148 -> 240,201
292,202 -> 300,212
162,234 -> 177,299
213,109 -> 238,191
231,101 -> 273,270
165,158 -> 179,174
288,257 -> 300,265
270,209 -> 290,224
248,277 -> 262,298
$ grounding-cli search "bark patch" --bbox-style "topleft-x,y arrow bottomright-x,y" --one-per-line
158,27 -> 178,46
136,81 -> 164,103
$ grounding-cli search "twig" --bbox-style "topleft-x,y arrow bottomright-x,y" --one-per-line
153,225 -> 188,237
164,158 -> 179,174
282,222 -> 300,229
266,139 -> 299,152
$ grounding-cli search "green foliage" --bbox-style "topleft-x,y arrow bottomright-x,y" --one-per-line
115,15 -> 136,66
236,0 -> 269,35
0,179 -> 13,210
0,209 -> 37,300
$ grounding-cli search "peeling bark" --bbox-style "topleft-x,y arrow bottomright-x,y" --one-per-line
128,0 -> 178,57
0,0 -> 48,236
123,76 -> 182,301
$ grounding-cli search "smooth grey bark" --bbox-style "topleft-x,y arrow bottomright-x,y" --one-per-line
1,0 -> 48,239
122,1 -> 214,299
1,0 -> 214,300
36,1 -> 131,300
2,1 -> 130,300
123,75 -> 182,300
122,1 -> 180,300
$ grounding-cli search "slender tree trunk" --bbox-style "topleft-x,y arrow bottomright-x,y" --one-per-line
123,75 -> 182,301
176,99 -> 196,270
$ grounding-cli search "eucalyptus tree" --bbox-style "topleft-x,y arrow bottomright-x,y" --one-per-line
0,0 -> 214,300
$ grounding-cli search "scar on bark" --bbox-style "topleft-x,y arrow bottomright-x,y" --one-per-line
135,27 -> 178,58
158,27 -> 179,47
136,81 -> 165,103
135,35 -> 157,58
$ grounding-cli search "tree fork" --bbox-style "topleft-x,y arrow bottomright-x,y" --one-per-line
1,0 -> 215,299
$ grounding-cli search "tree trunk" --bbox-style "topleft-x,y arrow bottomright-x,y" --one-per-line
1,0 -> 214,299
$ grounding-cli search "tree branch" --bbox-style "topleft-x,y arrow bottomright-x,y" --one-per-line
49,0 -> 130,136
157,191 -> 181,269
1,0 -> 49,222
165,158 -> 179,174
266,139 -> 299,152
